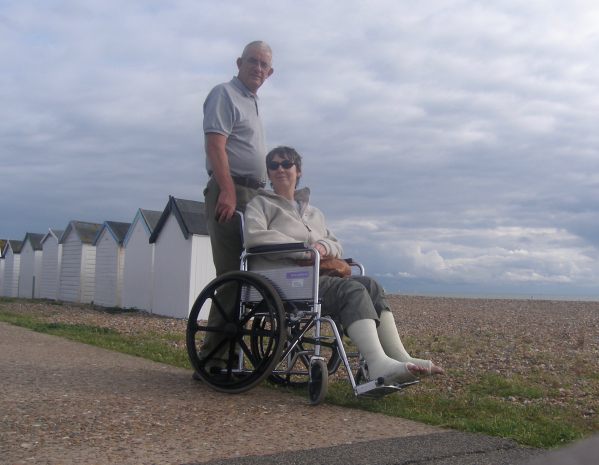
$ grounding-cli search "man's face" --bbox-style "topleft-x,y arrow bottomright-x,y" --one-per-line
236,46 -> 274,93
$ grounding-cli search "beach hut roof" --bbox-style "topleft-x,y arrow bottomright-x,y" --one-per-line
140,209 -> 162,232
59,221 -> 103,245
0,239 -> 6,258
22,232 -> 45,251
93,221 -> 132,246
123,208 -> 162,246
41,228 -> 65,245
149,196 -> 208,244
5,239 -> 24,254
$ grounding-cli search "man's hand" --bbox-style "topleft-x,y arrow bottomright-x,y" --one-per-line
215,188 -> 237,223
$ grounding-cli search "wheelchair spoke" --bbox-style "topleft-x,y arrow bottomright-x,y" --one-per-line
225,339 -> 237,376
239,301 -> 266,326
254,330 -> 276,358
238,337 -> 258,367
195,323 -> 226,334
210,291 -> 232,323
245,325 -> 278,338
198,337 -> 230,368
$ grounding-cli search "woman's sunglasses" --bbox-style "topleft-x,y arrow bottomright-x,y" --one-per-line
267,160 -> 295,170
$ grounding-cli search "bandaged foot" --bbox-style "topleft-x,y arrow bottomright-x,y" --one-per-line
377,310 -> 445,376
368,358 -> 427,384
408,358 -> 445,375
346,319 -> 427,384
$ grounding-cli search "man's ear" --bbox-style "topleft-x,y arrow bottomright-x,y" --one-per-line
236,57 -> 243,70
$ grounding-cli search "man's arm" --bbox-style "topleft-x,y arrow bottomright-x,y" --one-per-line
205,132 -> 237,223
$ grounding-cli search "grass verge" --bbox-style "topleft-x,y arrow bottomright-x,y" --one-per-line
322,380 -> 586,448
0,308 -> 190,369
1,303 -> 595,449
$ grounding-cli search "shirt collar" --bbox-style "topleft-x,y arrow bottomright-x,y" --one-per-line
231,76 -> 259,99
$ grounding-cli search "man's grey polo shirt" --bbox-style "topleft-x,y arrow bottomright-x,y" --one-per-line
203,76 -> 267,182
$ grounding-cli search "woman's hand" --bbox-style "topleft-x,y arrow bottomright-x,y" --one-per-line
313,242 -> 328,258
296,243 -> 329,266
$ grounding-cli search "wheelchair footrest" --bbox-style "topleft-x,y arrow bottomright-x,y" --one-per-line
355,378 -> 419,399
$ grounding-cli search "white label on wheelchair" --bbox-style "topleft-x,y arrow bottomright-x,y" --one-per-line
287,270 -> 309,288
247,266 -> 315,301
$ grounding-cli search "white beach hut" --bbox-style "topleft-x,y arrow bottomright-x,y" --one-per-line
93,221 -> 131,308
58,221 -> 102,303
0,239 -> 7,295
18,233 -> 45,299
2,240 -> 23,297
0,239 -> 6,294
39,228 -> 64,300
149,196 -> 215,318
122,208 -> 161,312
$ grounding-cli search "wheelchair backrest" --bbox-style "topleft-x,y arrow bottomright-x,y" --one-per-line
244,264 -> 316,302
238,211 -> 328,304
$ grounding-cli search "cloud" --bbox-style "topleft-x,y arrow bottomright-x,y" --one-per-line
332,217 -> 599,291
2,0 -> 599,297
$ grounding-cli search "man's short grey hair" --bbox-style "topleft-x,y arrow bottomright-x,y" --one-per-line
242,41 -> 272,58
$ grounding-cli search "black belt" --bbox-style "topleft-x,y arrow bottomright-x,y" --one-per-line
230,175 -> 265,189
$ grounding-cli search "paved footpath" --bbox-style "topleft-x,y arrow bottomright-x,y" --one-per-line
0,322 -> 574,465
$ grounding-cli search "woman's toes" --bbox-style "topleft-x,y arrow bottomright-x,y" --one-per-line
430,363 -> 445,375
406,362 -> 428,375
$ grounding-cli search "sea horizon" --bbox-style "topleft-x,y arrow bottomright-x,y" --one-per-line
392,290 -> 599,302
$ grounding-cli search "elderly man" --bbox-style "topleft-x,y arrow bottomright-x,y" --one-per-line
199,41 -> 274,369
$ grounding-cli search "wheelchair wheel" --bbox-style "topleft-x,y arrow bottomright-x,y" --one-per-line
186,271 -> 285,394
252,318 -> 342,387
308,358 -> 328,405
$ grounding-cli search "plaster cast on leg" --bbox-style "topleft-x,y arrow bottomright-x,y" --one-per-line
346,319 -> 423,384
377,310 -> 444,375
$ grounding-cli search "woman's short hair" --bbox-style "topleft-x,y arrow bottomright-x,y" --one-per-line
266,146 -> 302,172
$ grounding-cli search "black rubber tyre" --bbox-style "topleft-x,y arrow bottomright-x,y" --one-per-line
186,271 -> 285,394
308,358 -> 328,405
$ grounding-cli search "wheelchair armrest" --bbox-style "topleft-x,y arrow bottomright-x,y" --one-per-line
344,258 -> 366,276
246,242 -> 309,254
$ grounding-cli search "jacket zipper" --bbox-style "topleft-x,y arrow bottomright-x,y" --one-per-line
296,205 -> 312,232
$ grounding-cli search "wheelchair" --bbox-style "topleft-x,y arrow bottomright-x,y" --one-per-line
186,240 -> 418,405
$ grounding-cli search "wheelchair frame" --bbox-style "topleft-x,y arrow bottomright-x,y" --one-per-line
186,227 -> 417,404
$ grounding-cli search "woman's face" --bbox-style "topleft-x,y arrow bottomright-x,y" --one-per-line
267,154 -> 301,194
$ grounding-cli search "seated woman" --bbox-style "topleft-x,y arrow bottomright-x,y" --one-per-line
244,146 -> 444,384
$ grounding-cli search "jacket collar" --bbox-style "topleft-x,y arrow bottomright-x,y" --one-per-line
259,187 -> 311,214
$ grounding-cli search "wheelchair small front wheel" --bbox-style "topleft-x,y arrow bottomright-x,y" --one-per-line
308,358 -> 328,405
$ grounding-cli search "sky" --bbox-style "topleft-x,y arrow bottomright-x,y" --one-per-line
2,0 -> 599,298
